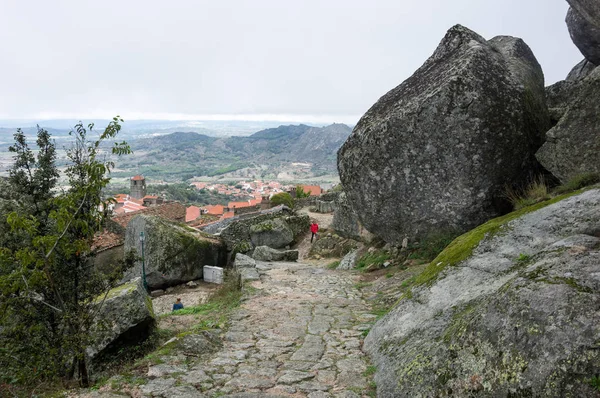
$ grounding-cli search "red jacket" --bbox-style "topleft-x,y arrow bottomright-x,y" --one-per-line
310,223 -> 319,233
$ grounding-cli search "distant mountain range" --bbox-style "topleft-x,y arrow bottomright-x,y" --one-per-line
115,123 -> 352,181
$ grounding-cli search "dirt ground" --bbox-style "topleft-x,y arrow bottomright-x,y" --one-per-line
151,281 -> 219,315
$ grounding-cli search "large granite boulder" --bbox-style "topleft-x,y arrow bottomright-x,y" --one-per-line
252,246 -> 299,262
566,58 -> 597,81
331,192 -> 362,240
566,2 -> 600,65
249,218 -> 294,249
536,67 -> 600,182
338,25 -> 549,245
123,215 -> 226,289
220,212 -> 309,255
88,278 -> 155,360
364,189 -> 600,396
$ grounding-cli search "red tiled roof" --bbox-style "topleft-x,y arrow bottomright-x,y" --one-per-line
143,195 -> 158,199
186,205 -> 201,222
221,211 -> 235,219
112,202 -> 186,227
228,201 -> 252,209
131,175 -> 144,181
300,185 -> 322,196
203,204 -> 224,216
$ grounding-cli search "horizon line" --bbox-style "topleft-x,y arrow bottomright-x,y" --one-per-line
0,112 -> 361,125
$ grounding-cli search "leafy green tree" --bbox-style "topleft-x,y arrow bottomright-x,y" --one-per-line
295,185 -> 310,198
0,117 -> 133,388
270,192 -> 294,208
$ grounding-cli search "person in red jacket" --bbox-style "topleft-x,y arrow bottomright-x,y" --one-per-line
310,221 -> 319,243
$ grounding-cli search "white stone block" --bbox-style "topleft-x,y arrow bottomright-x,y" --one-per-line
203,266 -> 224,284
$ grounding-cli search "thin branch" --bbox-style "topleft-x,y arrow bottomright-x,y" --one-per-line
45,192 -> 87,260
19,275 -> 63,313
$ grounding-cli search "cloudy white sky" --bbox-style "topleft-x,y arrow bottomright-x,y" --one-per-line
0,0 -> 582,124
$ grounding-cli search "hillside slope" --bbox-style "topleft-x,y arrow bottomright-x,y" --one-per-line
116,123 -> 352,180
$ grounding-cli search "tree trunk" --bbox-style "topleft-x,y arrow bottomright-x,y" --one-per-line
78,356 -> 89,387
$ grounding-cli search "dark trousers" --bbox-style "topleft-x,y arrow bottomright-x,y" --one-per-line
311,232 -> 317,243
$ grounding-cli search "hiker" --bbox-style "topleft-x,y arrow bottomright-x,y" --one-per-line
310,221 -> 319,243
172,298 -> 184,311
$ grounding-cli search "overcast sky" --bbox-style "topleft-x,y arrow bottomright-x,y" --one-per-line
0,0 -> 582,124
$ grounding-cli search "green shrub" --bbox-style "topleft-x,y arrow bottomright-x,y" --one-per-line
270,192 -> 294,208
295,185 -> 311,198
326,260 -> 340,269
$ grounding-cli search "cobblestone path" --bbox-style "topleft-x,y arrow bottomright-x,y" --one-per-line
136,261 -> 376,398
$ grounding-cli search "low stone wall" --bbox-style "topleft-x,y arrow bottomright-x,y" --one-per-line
293,197 -> 317,210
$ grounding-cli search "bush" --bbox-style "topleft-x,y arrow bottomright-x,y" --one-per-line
270,192 -> 294,208
295,185 -> 311,198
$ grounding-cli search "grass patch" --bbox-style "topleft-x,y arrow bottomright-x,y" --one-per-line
505,175 -> 551,210
326,260 -> 340,269
516,253 -> 531,265
413,190 -> 584,288
364,365 -> 377,376
588,375 -> 600,391
407,233 -> 458,263
354,281 -> 372,290
356,250 -> 391,271
555,172 -> 600,194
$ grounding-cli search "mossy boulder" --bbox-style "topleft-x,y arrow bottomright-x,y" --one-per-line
364,189 -> 600,396
308,233 -> 359,258
123,215 -> 226,289
249,218 -> 294,249
88,278 -> 155,360
220,211 -> 309,255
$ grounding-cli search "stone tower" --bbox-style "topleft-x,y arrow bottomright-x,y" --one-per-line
130,175 -> 147,199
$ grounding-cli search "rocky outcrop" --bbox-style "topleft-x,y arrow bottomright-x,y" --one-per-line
545,79 -> 582,124
338,25 -> 549,245
566,58 -> 597,81
249,218 -> 294,249
233,253 -> 256,269
233,253 -> 260,281
308,233 -> 359,259
123,215 -> 226,289
220,212 -> 309,255
364,189 -> 600,396
252,246 -> 299,262
337,250 -> 359,270
314,199 -> 335,213
88,278 -> 155,360
331,192 -> 362,240
536,67 -> 600,182
566,3 -> 600,65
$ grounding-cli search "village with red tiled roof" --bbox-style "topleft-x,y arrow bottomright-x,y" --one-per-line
105,176 -> 325,230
